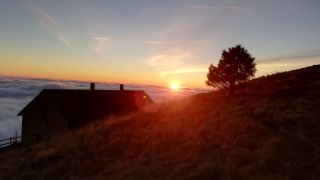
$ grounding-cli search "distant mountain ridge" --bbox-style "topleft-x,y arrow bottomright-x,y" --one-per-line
0,65 -> 319,180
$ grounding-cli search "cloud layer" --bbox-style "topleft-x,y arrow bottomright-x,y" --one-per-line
0,76 -> 207,140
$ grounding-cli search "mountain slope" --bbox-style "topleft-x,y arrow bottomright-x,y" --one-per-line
0,65 -> 319,180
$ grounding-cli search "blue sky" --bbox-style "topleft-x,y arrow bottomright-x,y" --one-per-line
0,0 -> 320,87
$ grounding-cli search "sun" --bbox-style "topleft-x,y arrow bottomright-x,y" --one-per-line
170,82 -> 180,91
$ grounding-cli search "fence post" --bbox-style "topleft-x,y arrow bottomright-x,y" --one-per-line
15,131 -> 17,144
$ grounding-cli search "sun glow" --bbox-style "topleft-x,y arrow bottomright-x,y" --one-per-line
170,82 -> 180,91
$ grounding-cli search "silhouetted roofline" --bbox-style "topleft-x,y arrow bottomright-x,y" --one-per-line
17,89 -> 153,116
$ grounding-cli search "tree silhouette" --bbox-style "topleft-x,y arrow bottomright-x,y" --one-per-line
206,45 -> 256,94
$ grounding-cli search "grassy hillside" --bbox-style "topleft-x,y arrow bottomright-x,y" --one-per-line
0,65 -> 319,180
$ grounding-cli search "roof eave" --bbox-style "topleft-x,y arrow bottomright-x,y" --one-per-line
16,90 -> 47,116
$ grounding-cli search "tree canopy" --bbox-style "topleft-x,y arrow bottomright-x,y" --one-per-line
206,45 -> 256,91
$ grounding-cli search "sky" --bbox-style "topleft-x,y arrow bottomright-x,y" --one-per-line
0,0 -> 320,88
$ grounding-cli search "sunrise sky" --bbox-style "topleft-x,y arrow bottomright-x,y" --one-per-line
0,0 -> 320,88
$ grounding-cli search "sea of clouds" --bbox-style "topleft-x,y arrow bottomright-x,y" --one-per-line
0,76 -> 208,140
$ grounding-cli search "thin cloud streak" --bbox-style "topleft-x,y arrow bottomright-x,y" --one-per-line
91,37 -> 108,41
147,50 -> 195,69
259,49 -> 320,62
144,41 -> 168,44
110,1 -> 242,10
255,49 -> 320,75
188,5 -> 242,10
90,36 -> 109,53
257,62 -> 309,68
160,68 -> 206,77
27,1 -> 70,47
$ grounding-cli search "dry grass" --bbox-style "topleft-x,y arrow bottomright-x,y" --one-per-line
0,65 -> 319,180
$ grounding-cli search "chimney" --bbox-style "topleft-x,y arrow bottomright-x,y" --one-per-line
120,84 -> 124,91
90,83 -> 95,91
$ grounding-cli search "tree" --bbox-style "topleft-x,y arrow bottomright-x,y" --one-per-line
206,44 -> 256,94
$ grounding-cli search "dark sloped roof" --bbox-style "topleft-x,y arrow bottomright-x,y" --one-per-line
18,89 -> 153,128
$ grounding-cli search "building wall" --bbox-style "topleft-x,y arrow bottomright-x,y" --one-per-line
21,111 -> 48,145
47,104 -> 68,137
21,103 -> 68,145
